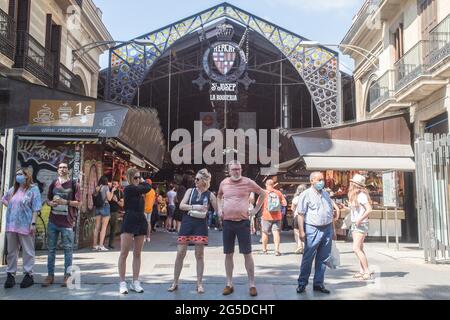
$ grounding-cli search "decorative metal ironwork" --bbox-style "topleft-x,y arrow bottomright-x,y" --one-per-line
0,8 -> 15,61
59,63 -> 82,94
427,14 -> 450,68
15,31 -> 54,86
108,2 -> 340,126
368,70 -> 394,112
394,41 -> 428,92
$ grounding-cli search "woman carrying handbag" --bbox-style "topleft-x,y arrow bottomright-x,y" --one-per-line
167,169 -> 217,294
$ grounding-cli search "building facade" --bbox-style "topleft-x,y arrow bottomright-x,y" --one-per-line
341,0 -> 449,135
341,0 -> 450,261
0,0 -> 112,97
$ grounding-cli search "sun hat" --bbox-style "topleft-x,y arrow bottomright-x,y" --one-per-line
350,174 -> 366,187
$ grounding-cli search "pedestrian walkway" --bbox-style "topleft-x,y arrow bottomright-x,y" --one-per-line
1,230 -> 449,300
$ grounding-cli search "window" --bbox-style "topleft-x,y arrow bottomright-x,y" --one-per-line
394,23 -> 404,62
419,0 -> 437,40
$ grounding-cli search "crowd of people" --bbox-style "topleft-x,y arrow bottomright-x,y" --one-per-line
2,160 -> 374,296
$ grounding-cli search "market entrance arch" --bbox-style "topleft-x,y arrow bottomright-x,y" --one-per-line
107,2 -> 341,127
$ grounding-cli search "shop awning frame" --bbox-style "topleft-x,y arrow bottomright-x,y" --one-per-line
277,114 -> 416,173
303,156 -> 416,171
1,76 -> 166,169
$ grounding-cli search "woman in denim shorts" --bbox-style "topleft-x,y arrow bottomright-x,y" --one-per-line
93,176 -> 113,251
348,174 -> 373,280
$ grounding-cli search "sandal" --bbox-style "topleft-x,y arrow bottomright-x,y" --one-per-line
197,284 -> 205,294
262,250 -> 268,255
361,273 -> 372,280
167,284 -> 178,292
353,272 -> 364,278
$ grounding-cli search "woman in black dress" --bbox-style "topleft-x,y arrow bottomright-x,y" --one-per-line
172,175 -> 193,231
118,168 -> 151,295
167,169 -> 217,294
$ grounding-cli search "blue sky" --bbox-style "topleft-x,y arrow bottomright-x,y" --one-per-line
94,0 -> 364,73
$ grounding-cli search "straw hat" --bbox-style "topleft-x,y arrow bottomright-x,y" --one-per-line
350,174 -> 366,187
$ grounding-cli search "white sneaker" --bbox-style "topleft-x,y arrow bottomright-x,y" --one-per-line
119,281 -> 128,294
92,246 -> 100,251
130,280 -> 144,293
98,246 -> 109,251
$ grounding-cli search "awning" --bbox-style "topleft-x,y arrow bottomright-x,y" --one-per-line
277,114 -> 415,173
260,157 -> 302,175
0,76 -> 166,169
303,156 -> 416,171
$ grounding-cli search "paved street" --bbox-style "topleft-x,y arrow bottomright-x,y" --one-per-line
1,229 -> 449,300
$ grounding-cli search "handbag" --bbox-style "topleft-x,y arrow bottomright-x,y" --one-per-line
187,189 -> 207,219
341,213 -> 352,230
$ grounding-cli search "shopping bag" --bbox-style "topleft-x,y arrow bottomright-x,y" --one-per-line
324,242 -> 340,269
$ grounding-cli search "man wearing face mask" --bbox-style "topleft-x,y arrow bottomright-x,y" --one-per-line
295,171 -> 340,294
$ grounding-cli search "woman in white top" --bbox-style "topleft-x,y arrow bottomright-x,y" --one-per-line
348,174 -> 373,280
291,184 -> 307,254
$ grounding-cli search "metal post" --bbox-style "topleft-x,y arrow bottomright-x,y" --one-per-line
0,129 -> 16,265
137,87 -> 140,107
394,207 -> 399,250
280,56 -> 283,128
385,207 -> 389,247
106,49 -> 112,101
167,50 -> 172,152
224,100 -> 227,129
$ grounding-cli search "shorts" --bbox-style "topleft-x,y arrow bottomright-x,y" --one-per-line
95,203 -> 111,217
145,212 -> 152,222
351,222 -> 369,235
222,220 -> 252,254
262,219 -> 281,234
168,205 -> 176,218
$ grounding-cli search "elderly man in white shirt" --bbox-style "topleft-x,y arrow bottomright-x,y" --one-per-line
296,172 -> 339,294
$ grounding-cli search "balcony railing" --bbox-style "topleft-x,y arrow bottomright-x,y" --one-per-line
368,70 -> 394,111
0,8 -> 16,61
394,41 -> 428,91
59,63 -> 82,94
14,31 -> 54,86
426,14 -> 450,68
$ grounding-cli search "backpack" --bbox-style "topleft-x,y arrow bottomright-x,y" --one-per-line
92,187 -> 105,208
267,191 -> 281,212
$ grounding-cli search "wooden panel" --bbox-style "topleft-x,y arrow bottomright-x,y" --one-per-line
331,126 -> 350,140
399,116 -> 412,144
350,123 -> 368,142
367,120 -> 384,143
383,117 -> 401,144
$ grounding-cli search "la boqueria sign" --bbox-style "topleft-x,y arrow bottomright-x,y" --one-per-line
192,23 -> 254,102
